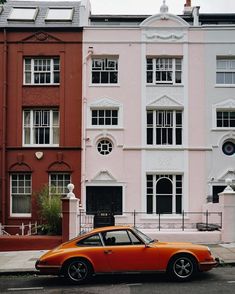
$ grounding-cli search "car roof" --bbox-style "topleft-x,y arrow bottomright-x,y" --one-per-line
90,225 -> 133,234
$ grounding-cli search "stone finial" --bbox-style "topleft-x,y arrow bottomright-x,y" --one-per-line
224,178 -> 234,192
67,183 -> 75,198
160,0 -> 169,14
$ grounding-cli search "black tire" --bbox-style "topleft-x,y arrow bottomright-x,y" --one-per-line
167,255 -> 197,281
63,259 -> 92,284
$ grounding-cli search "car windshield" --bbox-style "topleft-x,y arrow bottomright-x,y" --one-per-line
132,227 -> 155,244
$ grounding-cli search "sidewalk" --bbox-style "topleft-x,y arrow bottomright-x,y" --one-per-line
0,244 -> 235,275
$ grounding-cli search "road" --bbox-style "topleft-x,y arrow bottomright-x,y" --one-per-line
0,267 -> 235,294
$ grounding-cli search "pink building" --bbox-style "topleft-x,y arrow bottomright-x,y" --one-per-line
82,0 -> 235,230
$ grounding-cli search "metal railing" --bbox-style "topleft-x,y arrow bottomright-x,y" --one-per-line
78,210 -> 222,234
0,221 -> 38,236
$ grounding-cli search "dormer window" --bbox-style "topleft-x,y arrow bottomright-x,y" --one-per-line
8,7 -> 38,21
45,8 -> 74,22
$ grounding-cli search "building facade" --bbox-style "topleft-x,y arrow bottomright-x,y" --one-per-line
82,1 -> 235,228
1,0 -> 235,233
0,1 -> 90,231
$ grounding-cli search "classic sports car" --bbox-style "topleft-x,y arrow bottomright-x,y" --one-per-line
35,226 -> 217,283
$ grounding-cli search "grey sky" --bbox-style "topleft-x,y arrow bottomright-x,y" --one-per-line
89,0 -> 235,15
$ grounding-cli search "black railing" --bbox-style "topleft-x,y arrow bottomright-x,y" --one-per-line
78,210 -> 222,234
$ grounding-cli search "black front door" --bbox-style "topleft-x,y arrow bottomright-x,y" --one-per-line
86,186 -> 122,215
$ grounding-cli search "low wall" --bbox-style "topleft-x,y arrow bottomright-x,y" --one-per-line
0,235 -> 62,251
143,230 -> 222,244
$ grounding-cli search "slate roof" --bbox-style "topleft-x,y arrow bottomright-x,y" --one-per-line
0,1 -> 82,28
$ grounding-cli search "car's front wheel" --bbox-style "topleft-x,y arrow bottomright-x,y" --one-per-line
168,255 -> 197,281
63,259 -> 92,284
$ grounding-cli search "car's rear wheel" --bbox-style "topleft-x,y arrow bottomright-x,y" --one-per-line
63,259 -> 92,284
168,255 -> 197,281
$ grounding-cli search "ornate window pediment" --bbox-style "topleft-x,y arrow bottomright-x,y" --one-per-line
147,95 -> 183,110
90,98 -> 121,109
92,170 -> 116,182
88,98 -> 123,129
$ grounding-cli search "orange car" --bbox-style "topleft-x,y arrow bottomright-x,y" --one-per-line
35,226 -> 218,283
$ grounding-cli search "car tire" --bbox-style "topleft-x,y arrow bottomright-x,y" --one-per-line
63,259 -> 92,284
167,255 -> 197,281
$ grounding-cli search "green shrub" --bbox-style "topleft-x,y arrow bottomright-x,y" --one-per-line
36,185 -> 62,235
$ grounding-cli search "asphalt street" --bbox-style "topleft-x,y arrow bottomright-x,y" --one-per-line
0,267 -> 235,294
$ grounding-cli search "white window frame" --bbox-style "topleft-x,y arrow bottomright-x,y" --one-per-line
216,110 -> 235,128
216,57 -> 235,85
97,139 -> 113,156
212,99 -> 235,130
88,98 -> 123,129
49,173 -> 71,197
147,110 -> 183,146
91,57 -> 118,84
10,173 -> 31,217
23,109 -> 59,147
147,57 -> 182,85
146,174 -> 183,215
91,108 -> 119,127
24,57 -> 60,85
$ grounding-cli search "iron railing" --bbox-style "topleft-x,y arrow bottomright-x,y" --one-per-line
78,210 -> 222,234
0,221 -> 38,236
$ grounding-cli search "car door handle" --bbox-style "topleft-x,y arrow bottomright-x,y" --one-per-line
104,250 -> 113,254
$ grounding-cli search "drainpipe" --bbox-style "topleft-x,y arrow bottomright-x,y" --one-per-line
81,46 -> 93,208
1,28 -> 7,224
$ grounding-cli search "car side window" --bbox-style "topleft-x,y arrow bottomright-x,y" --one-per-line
128,230 -> 142,245
77,234 -> 102,247
102,230 -> 135,246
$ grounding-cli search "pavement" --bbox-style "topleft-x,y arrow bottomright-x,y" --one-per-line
0,244 -> 234,275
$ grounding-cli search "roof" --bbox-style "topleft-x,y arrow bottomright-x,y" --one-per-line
0,1 -> 82,28
90,13 -> 235,27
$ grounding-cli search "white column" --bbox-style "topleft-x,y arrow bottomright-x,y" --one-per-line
219,179 -> 235,243
67,184 -> 79,240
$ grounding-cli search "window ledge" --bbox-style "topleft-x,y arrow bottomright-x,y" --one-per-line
146,84 -> 184,88
89,83 -> 120,87
10,214 -> 32,218
215,84 -> 235,88
87,127 -> 124,130
145,146 -> 184,150
211,128 -> 235,131
23,145 -> 59,148
23,84 -> 60,87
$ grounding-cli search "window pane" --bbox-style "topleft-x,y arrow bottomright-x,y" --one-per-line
225,72 -> 233,84
53,128 -> 59,144
25,73 -> 31,84
92,72 -> 100,83
175,71 -> 182,83
147,128 -> 153,144
176,129 -> 182,145
217,60 -> 227,69
12,195 -> 31,214
101,72 -> 109,83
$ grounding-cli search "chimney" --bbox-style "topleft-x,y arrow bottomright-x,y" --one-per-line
185,0 -> 191,7
192,6 -> 200,26
183,0 -> 192,14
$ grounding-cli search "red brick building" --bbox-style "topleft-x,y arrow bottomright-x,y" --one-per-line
0,1 -> 89,231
